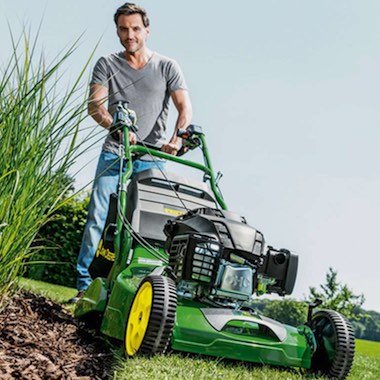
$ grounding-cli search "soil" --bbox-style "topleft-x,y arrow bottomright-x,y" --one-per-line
0,291 -> 114,379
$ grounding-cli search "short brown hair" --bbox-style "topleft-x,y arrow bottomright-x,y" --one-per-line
114,3 -> 150,27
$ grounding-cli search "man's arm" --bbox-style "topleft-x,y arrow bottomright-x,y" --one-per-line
88,84 -> 113,128
161,89 -> 192,155
88,84 -> 137,144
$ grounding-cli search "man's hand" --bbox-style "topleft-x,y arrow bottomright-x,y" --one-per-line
161,141 -> 181,155
114,130 -> 137,144
129,131 -> 137,145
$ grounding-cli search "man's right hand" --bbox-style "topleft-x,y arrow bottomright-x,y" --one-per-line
113,130 -> 137,144
129,131 -> 137,145
116,131 -> 137,144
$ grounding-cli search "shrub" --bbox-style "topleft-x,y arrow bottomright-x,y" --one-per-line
25,194 -> 89,287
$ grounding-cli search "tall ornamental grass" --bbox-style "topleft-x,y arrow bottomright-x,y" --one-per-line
0,31 -> 95,301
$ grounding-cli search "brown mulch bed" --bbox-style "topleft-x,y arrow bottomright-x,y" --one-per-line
0,291 -> 114,379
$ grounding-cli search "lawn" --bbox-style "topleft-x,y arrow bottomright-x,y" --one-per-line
17,278 -> 380,379
355,339 -> 380,358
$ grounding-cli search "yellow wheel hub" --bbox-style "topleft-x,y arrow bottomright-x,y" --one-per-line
125,281 -> 153,356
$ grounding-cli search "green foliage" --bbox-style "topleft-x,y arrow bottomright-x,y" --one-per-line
261,299 -> 308,326
252,298 -> 308,326
25,193 -> 89,287
308,267 -> 365,321
0,29 -> 96,299
353,310 -> 380,342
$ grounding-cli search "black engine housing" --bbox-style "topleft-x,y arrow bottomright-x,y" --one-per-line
164,207 -> 298,297
165,207 -> 264,265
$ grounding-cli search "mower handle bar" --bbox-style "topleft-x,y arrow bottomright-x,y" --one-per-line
133,141 -> 187,157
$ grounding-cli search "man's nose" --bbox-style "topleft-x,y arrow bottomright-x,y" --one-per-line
126,29 -> 134,38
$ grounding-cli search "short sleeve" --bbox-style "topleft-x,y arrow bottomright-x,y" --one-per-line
91,57 -> 109,88
166,59 -> 188,93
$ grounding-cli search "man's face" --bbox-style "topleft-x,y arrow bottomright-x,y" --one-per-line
116,14 -> 150,54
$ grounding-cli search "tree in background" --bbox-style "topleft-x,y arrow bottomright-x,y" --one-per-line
252,267 -> 380,340
308,267 -> 365,321
361,312 -> 380,341
352,309 -> 380,342
262,299 -> 308,326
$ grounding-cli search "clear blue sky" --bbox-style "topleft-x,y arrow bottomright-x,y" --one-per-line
1,0 -> 379,311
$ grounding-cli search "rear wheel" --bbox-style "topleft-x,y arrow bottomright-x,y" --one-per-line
310,309 -> 355,379
124,275 -> 177,357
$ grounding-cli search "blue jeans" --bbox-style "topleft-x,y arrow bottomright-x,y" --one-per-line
76,151 -> 165,291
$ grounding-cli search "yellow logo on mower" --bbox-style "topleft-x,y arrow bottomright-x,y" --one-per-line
96,239 -> 115,262
164,207 -> 186,216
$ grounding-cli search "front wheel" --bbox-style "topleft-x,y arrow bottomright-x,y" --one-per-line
310,309 -> 355,379
124,275 -> 177,357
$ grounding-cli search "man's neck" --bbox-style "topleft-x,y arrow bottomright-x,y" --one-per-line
124,48 -> 153,70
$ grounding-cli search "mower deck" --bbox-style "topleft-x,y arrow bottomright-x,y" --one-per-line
172,301 -> 311,368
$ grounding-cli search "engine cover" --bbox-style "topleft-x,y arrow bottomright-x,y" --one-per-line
164,207 -> 265,265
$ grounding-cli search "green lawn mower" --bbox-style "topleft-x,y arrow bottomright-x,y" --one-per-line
75,102 -> 355,379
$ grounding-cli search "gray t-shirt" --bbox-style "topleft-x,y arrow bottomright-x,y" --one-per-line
91,51 -> 188,154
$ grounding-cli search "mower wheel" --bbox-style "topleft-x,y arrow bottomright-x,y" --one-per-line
310,309 -> 355,379
124,275 -> 177,357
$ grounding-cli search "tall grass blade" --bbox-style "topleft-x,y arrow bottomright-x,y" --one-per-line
0,28 -> 99,301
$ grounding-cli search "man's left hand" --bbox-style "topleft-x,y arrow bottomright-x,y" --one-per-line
161,142 -> 181,156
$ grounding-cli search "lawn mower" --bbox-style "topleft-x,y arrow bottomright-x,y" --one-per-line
75,102 -> 355,379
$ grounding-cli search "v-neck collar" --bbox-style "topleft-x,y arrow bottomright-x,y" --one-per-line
121,51 -> 155,72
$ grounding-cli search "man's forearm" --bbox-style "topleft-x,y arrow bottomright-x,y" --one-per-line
88,103 -> 113,130
169,108 -> 192,145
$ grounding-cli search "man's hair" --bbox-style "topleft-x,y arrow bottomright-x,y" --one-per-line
114,3 -> 150,27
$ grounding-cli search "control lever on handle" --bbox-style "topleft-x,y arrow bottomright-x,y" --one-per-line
176,124 -> 203,156
110,101 -> 139,140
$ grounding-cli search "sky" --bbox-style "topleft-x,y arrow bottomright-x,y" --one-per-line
1,0 -> 379,311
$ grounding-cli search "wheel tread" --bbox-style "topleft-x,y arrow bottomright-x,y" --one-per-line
125,275 -> 177,356
311,309 -> 355,379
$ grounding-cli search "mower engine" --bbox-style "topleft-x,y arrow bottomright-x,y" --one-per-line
164,208 -> 298,306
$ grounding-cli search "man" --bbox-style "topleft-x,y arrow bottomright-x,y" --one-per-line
70,2 -> 192,302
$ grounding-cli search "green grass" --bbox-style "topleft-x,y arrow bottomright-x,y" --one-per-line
356,339 -> 380,358
113,353 -> 314,380
18,279 -> 380,380
18,277 -> 77,304
350,353 -> 380,380
349,340 -> 380,380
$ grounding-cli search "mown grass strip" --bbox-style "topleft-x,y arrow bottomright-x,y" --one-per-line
18,277 -> 77,305
356,339 -> 380,358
